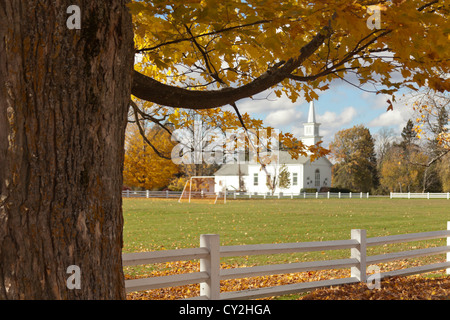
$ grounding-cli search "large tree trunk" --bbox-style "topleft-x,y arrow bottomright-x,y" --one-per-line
0,1 -> 134,299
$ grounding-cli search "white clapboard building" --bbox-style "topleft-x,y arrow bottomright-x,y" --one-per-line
214,101 -> 332,194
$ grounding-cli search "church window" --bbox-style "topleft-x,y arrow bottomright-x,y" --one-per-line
315,169 -> 320,187
293,173 -> 298,186
253,173 -> 258,186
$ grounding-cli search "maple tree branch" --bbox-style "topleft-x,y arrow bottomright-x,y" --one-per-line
418,0 -> 439,12
130,100 -> 173,160
135,19 -> 272,53
184,24 -> 225,85
288,29 -> 391,85
409,148 -> 449,168
132,20 -> 334,109
333,73 -> 380,94
130,100 -> 173,136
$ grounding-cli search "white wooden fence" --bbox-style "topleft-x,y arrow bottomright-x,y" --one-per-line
122,191 -> 450,200
122,222 -> 450,300
122,190 -> 182,198
122,190 -> 370,200
231,191 -> 369,199
391,192 -> 450,199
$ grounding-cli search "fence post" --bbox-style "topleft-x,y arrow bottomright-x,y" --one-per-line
367,192 -> 369,199
200,234 -> 221,300
447,222 -> 450,275
146,190 -> 149,198
349,192 -> 352,199
360,192 -> 362,199
126,189 -> 130,198
315,192 -> 318,199
390,192 -> 392,199
351,229 -> 367,283
166,190 -> 169,198
338,192 -> 341,199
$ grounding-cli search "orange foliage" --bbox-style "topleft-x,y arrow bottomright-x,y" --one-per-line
125,259 -> 449,300
123,124 -> 179,190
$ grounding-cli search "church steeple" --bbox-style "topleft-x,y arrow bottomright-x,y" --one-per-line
301,101 -> 322,147
307,100 -> 316,123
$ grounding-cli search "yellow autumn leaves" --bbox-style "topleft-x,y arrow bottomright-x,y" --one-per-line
123,124 -> 179,190
125,258 -> 449,300
131,0 -> 449,98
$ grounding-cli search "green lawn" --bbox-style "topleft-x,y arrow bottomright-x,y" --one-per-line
123,198 -> 450,267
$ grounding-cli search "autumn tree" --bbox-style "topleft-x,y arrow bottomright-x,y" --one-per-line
378,119 -> 432,193
436,152 -> 450,192
1,0 -> 449,299
330,125 -> 378,192
386,90 -> 450,192
379,143 -> 428,193
277,164 -> 291,191
123,124 -> 179,190
412,89 -> 450,151
411,90 -> 450,191
400,119 -> 418,151
374,127 -> 396,169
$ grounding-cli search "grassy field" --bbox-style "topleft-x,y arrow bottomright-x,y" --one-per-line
123,197 -> 450,268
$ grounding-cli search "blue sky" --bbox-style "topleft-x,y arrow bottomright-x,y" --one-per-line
224,80 -> 416,148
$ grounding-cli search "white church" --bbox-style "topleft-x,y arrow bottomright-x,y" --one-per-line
214,101 -> 332,194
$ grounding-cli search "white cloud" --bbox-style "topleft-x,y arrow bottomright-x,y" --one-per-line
291,126 -> 304,137
368,108 -> 414,131
364,93 -> 391,110
314,107 -> 358,146
317,107 -> 358,129
265,109 -> 302,127
367,94 -> 416,132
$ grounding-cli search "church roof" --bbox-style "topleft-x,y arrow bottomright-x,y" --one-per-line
214,163 -> 249,176
277,151 -> 310,164
214,151 -> 312,176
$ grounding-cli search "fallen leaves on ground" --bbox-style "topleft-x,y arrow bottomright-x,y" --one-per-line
301,275 -> 449,300
125,259 -> 449,300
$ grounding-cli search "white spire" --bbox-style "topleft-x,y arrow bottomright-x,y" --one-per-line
301,100 -> 322,148
307,100 -> 316,123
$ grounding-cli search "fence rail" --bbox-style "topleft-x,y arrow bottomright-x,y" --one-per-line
122,222 -> 450,300
122,190 -> 370,200
391,192 -> 450,199
122,191 -> 450,200
122,190 -> 182,198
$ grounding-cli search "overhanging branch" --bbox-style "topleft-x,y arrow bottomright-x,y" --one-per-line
131,20 -> 334,109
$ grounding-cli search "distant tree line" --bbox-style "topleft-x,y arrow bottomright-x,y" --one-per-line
329,94 -> 449,194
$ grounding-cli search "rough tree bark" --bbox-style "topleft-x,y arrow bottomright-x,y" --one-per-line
0,1 -> 134,299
